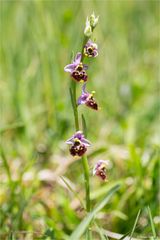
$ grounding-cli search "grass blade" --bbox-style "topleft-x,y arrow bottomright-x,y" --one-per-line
147,206 -> 157,238
70,184 -> 120,240
129,209 -> 141,240
60,176 -> 85,209
100,229 -> 140,240
90,180 -> 123,200
119,231 -> 131,240
94,222 -> 109,240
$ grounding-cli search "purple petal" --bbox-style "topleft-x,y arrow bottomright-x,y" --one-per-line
81,138 -> 91,147
85,39 -> 93,48
77,95 -> 87,105
64,63 -> 76,73
93,50 -> 98,57
66,136 -> 74,145
66,131 -> 91,148
94,160 -> 109,171
77,85 -> 89,105
74,52 -> 82,64
77,96 -> 83,105
74,131 -> 84,140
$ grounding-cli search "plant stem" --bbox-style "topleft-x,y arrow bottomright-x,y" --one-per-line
70,81 -> 79,131
82,155 -> 91,212
82,154 -> 91,240
71,82 -> 91,212
72,82 -> 79,131
81,113 -> 91,239
70,81 -> 91,239
70,35 -> 92,239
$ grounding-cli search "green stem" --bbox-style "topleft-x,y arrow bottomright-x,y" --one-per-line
69,33 -> 93,239
81,116 -> 91,240
70,82 -> 91,239
82,154 -> 91,240
70,83 -> 91,212
70,81 -> 79,131
82,155 -> 91,212
72,82 -> 79,131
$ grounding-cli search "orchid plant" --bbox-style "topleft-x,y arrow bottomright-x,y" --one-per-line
64,13 -> 115,239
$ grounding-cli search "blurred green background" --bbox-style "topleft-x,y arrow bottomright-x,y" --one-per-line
0,0 -> 159,239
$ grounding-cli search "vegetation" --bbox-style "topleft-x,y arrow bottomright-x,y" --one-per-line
0,0 -> 159,239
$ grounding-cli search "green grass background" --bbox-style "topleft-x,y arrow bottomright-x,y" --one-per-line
0,0 -> 159,239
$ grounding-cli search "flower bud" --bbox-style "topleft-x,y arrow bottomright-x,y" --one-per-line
90,12 -> 99,28
84,17 -> 92,37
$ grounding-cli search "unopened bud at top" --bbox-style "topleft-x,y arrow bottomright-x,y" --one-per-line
90,12 -> 99,28
84,17 -> 92,37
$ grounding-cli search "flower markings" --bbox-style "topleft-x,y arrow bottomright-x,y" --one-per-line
93,160 -> 108,181
84,39 -> 98,58
64,53 -> 88,82
77,83 -> 98,110
66,131 -> 91,157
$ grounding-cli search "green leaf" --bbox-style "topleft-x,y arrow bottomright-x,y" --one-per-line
90,180 -> 123,200
147,206 -> 157,238
70,184 -> 120,240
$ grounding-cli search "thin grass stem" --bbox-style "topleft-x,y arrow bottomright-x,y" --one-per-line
147,206 -> 157,239
129,209 -> 141,240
